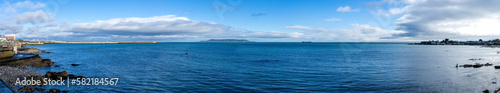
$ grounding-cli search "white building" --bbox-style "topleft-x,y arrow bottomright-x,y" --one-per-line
0,35 -> 6,41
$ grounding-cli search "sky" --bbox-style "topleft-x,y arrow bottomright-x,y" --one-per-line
1,0 -> 500,42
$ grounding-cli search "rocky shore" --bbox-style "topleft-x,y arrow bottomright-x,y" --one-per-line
0,43 -> 76,93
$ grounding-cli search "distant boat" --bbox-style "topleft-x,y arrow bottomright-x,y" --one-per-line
302,41 -> 312,43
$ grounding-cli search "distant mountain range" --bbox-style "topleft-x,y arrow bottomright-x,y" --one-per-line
201,39 -> 253,42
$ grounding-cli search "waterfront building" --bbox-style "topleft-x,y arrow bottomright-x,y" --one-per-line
5,35 -> 15,40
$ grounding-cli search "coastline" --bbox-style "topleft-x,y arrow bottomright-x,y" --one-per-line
0,43 -> 59,92
0,41 -> 153,92
410,44 -> 500,48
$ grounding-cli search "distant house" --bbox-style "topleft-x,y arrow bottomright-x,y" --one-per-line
0,35 -> 6,41
5,35 -> 15,41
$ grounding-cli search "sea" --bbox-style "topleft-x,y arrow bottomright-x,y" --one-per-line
27,42 -> 500,92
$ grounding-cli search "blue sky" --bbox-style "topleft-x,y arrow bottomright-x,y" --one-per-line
57,0 -> 383,30
1,0 -> 500,42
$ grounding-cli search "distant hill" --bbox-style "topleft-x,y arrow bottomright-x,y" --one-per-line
201,39 -> 253,42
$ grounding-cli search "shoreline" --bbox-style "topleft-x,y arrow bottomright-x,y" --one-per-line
409,44 -> 500,48
0,42 -> 72,92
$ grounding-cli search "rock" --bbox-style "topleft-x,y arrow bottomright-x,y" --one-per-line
90,47 -> 98,49
483,89 -> 489,93
0,55 -> 54,67
495,66 -> 500,69
18,48 -> 42,53
495,88 -> 500,93
41,59 -> 54,66
18,86 -> 34,92
54,65 -> 60,67
469,58 -> 482,61
71,64 -> 80,66
459,63 -> 492,68
473,64 -> 483,68
49,88 -> 60,93
45,71 -> 52,77
45,71 -> 71,80
68,74 -> 84,79
61,71 -> 68,77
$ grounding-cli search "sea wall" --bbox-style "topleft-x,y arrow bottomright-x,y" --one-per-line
0,42 -> 18,60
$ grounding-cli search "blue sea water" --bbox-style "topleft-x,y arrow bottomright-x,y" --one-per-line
27,42 -> 500,92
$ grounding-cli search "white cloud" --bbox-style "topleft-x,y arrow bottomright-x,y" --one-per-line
62,15 -> 223,34
391,0 -> 500,39
55,15 -> 303,41
0,23 -> 22,34
400,0 -> 423,4
286,24 -> 404,41
337,6 -> 359,12
15,1 -> 45,9
2,1 -> 46,13
16,10 -> 54,24
324,18 -> 342,22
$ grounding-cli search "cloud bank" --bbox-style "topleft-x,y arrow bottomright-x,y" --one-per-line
390,0 -> 500,39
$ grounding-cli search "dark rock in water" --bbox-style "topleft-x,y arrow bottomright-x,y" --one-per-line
483,89 -> 489,93
49,88 -> 60,93
54,65 -> 60,67
90,47 -> 98,49
68,74 -> 84,79
45,71 -> 69,80
485,63 -> 493,66
41,59 -> 54,66
472,64 -> 483,68
459,63 -> 492,68
46,52 -> 52,53
495,88 -> 500,93
41,50 -> 47,53
18,86 -> 34,92
495,66 -> 500,69
71,64 -> 80,66
469,58 -> 482,61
